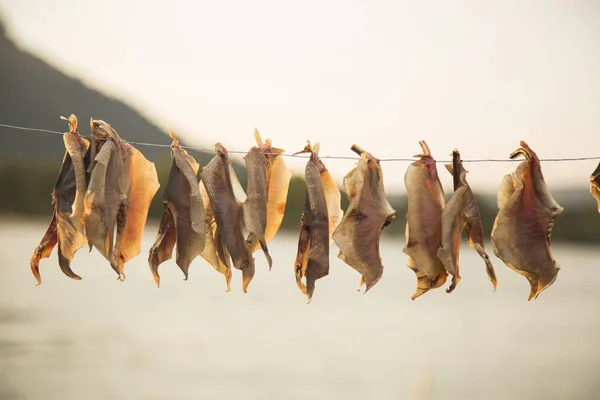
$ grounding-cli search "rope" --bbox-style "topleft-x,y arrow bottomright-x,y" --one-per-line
2,122 -> 599,163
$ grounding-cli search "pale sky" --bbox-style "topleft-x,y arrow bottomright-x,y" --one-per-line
1,0 -> 599,194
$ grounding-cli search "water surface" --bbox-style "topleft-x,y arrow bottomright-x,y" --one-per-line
1,221 -> 599,399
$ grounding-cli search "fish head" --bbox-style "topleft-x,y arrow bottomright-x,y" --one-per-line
509,141 -> 548,189
168,130 -> 181,148
90,119 -> 110,139
60,114 -> 79,134
445,149 -> 468,188
92,119 -> 123,144
293,140 -> 314,156
214,142 -> 230,159
361,150 -> 388,201
294,141 -> 326,171
412,140 -> 438,175
254,128 -> 285,160
254,128 -> 264,148
510,141 -> 539,165
362,151 -> 380,168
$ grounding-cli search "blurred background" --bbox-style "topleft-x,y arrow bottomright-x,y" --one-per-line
0,1 -> 599,399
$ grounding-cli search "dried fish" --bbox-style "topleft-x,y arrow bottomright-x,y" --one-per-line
30,115 -> 91,284
403,141 -> 447,300
293,141 -> 343,302
491,141 -> 562,300
333,145 -> 396,292
149,131 -> 204,286
201,143 -> 254,292
436,150 -> 497,293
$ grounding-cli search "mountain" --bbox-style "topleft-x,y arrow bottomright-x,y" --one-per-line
0,22 -> 172,161
0,18 -> 245,218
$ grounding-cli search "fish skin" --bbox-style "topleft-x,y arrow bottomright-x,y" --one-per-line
246,129 -> 292,259
303,160 -> 330,302
30,214 -> 59,285
114,146 -> 160,279
199,182 -> 232,291
30,118 -> 93,284
263,156 -> 292,243
148,134 -> 202,286
170,133 -> 204,239
148,202 -> 178,287
436,150 -> 497,293
243,146 -> 272,269
332,146 -> 396,293
403,141 -> 447,300
84,139 -> 122,277
85,120 -> 159,280
201,144 -> 254,292
61,114 -> 88,225
491,141 -> 562,300
293,141 -> 337,302
294,193 -> 311,295
589,162 -> 600,213
321,166 -> 344,246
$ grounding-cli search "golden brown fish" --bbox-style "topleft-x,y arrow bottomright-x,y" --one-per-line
148,131 -> 204,286
293,141 -> 341,303
436,150 -> 497,293
85,120 -> 159,280
114,144 -> 160,278
199,181 -> 233,291
590,162 -> 600,213
246,129 -> 292,254
200,143 -> 255,292
243,143 -> 273,269
30,115 -> 92,284
332,145 -> 396,293
403,141 -> 447,300
491,141 -> 562,300
85,121 -> 127,278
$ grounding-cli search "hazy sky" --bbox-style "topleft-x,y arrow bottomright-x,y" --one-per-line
0,0 -> 598,194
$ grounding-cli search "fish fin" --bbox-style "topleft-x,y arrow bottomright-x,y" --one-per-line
148,204 -> 178,287
30,213 -> 59,285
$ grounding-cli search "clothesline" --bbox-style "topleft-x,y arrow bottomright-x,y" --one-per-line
2,122 -> 600,163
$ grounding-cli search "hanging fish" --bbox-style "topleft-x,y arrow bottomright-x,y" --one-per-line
199,181 -> 233,291
293,141 -> 343,303
245,129 -> 292,258
84,121 -> 123,277
60,114 -> 88,224
200,143 -> 255,292
590,162 -> 600,213
332,145 -> 396,293
30,115 -> 91,284
242,131 -> 273,269
436,149 -> 497,293
491,141 -> 562,300
85,120 -> 159,280
149,131 -> 205,286
403,141 -> 447,300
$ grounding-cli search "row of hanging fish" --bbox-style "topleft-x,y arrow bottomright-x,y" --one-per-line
148,130 -> 292,292
30,116 -> 160,284
31,114 -> 586,302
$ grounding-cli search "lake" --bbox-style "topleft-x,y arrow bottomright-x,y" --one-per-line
1,220 -> 599,399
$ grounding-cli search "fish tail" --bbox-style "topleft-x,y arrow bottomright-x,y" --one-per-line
474,243 -> 498,291
30,250 -> 43,286
57,249 -> 81,281
259,238 -> 273,270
